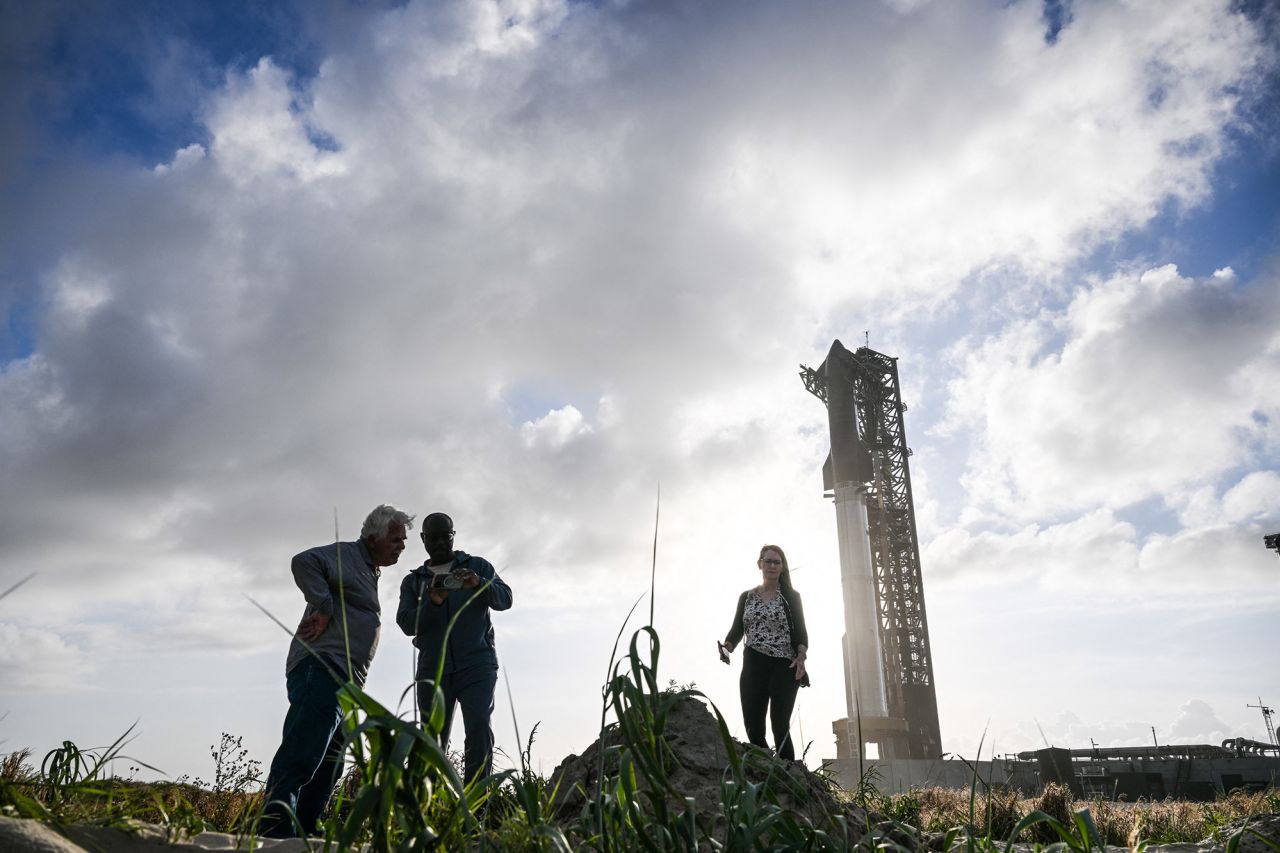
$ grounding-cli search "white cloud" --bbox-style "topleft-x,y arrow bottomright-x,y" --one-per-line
520,404 -> 593,448
924,508 -> 1140,585
153,144 -> 206,174
925,471 -> 1279,602
0,622 -> 90,691
943,264 -> 1280,521
999,699 -> 1249,753
1168,698 -> 1235,744
205,59 -> 346,187
1220,471 -> 1280,524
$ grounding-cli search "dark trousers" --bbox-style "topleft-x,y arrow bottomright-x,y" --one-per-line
417,664 -> 498,785
740,645 -> 801,760
261,658 -> 346,838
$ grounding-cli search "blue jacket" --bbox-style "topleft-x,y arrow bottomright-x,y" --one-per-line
396,550 -> 512,676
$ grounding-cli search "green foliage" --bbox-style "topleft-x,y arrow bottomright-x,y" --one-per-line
490,723 -> 572,852
0,727 -> 267,840
6,687 -> 1280,851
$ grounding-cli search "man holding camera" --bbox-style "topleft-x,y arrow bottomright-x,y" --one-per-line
396,512 -> 513,784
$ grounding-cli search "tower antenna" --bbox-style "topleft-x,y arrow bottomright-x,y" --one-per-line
1248,698 -> 1277,746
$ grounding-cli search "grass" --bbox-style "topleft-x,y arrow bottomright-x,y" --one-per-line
864,782 -> 1280,846
3,517 -> 1279,850
4,675 -> 1280,850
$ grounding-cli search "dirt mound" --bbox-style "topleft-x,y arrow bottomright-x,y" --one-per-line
550,693 -> 875,831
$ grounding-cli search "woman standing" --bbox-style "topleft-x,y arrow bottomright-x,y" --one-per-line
719,544 -> 809,760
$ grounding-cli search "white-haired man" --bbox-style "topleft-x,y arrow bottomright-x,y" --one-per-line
261,504 -> 414,839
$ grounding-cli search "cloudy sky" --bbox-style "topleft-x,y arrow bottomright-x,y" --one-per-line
2,0 -> 1278,783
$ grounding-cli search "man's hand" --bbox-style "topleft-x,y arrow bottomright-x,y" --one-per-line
459,570 -> 480,589
297,612 -> 331,641
429,588 -> 449,606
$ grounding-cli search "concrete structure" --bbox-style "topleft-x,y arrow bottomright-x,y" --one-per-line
825,741 -> 1280,802
825,756 -> 1036,795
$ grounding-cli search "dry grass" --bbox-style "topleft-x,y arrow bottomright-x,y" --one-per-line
882,782 -> 1280,845
1,748 -> 35,783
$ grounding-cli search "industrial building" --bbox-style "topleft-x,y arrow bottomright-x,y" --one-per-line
823,739 -> 1280,802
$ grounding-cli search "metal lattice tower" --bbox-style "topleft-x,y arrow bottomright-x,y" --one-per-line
1248,698 -> 1277,747
801,343 -> 942,759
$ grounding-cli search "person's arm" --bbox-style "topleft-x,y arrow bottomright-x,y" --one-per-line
292,548 -> 333,640
787,591 -> 808,650
477,559 -> 512,611
791,645 -> 808,681
722,591 -> 748,651
292,548 -> 335,614
786,591 -> 808,681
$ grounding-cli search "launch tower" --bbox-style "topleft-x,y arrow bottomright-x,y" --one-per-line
800,340 -> 942,761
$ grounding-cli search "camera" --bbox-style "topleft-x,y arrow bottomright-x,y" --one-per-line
429,570 -> 467,590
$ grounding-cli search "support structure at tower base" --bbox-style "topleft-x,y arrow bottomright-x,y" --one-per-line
832,716 -> 910,761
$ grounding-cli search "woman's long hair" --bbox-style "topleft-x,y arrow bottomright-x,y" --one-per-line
759,544 -> 795,594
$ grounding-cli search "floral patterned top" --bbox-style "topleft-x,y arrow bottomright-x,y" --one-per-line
742,589 -> 794,659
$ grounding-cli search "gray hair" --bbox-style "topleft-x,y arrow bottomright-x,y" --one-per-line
361,504 -> 415,540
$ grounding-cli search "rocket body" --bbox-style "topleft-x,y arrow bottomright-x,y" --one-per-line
824,340 -> 889,721
834,482 -> 888,719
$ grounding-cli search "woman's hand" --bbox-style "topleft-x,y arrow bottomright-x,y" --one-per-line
790,648 -> 807,681
718,640 -> 733,664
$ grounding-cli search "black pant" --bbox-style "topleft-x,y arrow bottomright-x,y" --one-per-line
740,645 -> 801,760
417,664 -> 498,785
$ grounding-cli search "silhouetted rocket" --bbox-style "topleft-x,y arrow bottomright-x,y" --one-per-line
819,339 -> 888,720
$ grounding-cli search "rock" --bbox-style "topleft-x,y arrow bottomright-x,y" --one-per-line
0,816 -> 326,852
0,815 -> 87,853
550,693 -> 878,839
1139,813 -> 1280,853
1217,813 -> 1280,853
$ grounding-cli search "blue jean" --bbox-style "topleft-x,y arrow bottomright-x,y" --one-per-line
417,664 -> 498,784
261,658 -> 346,838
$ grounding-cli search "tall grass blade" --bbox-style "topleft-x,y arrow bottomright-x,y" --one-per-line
648,483 -> 660,628
595,592 -> 645,840
243,594 -> 344,686
333,508 -> 354,685
0,572 -> 36,601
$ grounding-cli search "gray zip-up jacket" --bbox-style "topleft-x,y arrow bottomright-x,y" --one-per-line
284,539 -> 382,685
396,551 -> 512,676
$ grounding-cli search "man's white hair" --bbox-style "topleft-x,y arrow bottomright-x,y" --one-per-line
361,504 -> 415,539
